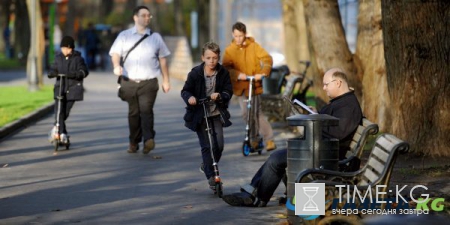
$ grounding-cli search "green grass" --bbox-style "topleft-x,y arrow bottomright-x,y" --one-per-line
0,53 -> 23,69
0,85 -> 53,127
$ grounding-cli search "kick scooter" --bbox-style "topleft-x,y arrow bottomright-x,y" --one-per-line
241,76 -> 263,156
49,74 -> 70,153
198,97 -> 223,198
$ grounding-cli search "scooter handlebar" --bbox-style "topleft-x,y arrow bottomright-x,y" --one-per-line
239,75 -> 265,81
197,96 -> 212,105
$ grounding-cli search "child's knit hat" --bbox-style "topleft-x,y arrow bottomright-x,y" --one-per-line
60,36 -> 75,49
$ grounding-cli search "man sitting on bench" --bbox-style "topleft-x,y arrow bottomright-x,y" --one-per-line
222,68 -> 363,207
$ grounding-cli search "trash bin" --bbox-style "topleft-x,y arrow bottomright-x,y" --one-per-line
286,114 -> 340,224
263,65 -> 290,95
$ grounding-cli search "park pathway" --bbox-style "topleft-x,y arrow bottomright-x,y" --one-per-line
0,71 -> 290,225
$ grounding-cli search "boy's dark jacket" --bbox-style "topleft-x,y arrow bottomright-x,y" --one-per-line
181,62 -> 233,132
49,50 -> 89,101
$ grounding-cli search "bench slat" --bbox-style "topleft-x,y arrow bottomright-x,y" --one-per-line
372,146 -> 389,163
376,136 -> 396,152
356,126 -> 365,134
367,157 -> 385,174
362,167 -> 381,184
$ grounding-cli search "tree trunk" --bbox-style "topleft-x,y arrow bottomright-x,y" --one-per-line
63,0 -> 79,37
281,0 -> 310,73
149,0 -> 161,32
174,0 -> 184,36
382,0 -> 450,156
100,0 -> 113,21
14,0 -> 30,63
302,0 -> 360,108
355,0 -> 392,131
196,0 -> 209,59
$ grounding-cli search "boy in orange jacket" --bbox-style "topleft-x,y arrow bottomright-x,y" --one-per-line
222,21 -> 276,151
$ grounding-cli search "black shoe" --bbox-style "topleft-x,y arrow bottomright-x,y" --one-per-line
222,192 -> 255,207
278,196 -> 287,205
255,199 -> 268,207
208,177 -> 216,190
127,144 -> 139,153
199,163 -> 205,174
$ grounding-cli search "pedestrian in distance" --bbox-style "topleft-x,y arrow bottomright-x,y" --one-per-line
222,21 -> 277,152
47,36 -> 89,144
82,22 -> 101,70
109,5 -> 171,154
222,68 -> 363,207
181,41 -> 233,191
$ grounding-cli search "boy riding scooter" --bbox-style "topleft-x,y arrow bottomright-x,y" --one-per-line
222,21 -> 277,154
47,36 -> 89,152
181,42 -> 233,194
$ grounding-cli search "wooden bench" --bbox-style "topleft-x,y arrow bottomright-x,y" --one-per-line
278,118 -> 378,206
261,61 -> 310,122
339,118 -> 379,172
295,133 -> 410,224
261,73 -> 304,122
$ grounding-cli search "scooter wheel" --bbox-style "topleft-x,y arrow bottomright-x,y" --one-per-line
216,183 -> 223,198
65,142 -> 70,150
242,142 -> 250,156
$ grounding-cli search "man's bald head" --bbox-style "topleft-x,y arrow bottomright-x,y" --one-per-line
322,68 -> 350,99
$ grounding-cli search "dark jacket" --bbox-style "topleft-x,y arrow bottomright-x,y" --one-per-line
319,91 -> 363,159
181,62 -> 233,132
49,50 -> 89,101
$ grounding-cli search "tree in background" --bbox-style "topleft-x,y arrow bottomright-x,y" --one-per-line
281,0 -> 449,156
281,0 -> 310,74
302,0 -> 359,108
355,0 -> 391,132
382,0 -> 450,156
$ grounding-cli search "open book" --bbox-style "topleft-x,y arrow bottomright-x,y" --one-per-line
293,99 -> 318,114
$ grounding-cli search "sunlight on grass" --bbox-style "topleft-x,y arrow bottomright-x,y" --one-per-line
0,85 -> 53,127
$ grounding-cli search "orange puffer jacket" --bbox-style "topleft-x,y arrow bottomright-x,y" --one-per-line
222,37 -> 272,96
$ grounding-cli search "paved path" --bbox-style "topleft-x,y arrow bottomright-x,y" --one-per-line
0,71 -> 295,225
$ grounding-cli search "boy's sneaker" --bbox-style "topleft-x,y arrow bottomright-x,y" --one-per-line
208,177 -> 216,190
48,126 -> 57,142
199,163 -> 205,174
60,133 -> 68,144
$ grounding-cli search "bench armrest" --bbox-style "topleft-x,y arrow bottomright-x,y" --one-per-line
295,168 -> 363,184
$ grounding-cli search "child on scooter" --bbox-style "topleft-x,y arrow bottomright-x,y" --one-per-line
47,36 -> 89,145
181,41 -> 233,190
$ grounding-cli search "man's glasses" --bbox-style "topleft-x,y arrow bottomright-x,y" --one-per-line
323,79 -> 337,87
139,14 -> 153,19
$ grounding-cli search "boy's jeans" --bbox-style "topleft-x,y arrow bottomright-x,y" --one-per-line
196,116 -> 224,180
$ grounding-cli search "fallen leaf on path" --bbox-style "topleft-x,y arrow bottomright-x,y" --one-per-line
153,156 -> 162,159
2,164 -> 8,168
183,205 -> 193,209
275,213 -> 287,219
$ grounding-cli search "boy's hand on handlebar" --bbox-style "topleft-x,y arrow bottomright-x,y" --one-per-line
188,96 -> 197,105
254,74 -> 264,81
237,73 -> 247,80
210,93 -> 220,101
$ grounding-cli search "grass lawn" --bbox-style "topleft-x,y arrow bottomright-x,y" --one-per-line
0,85 -> 53,127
